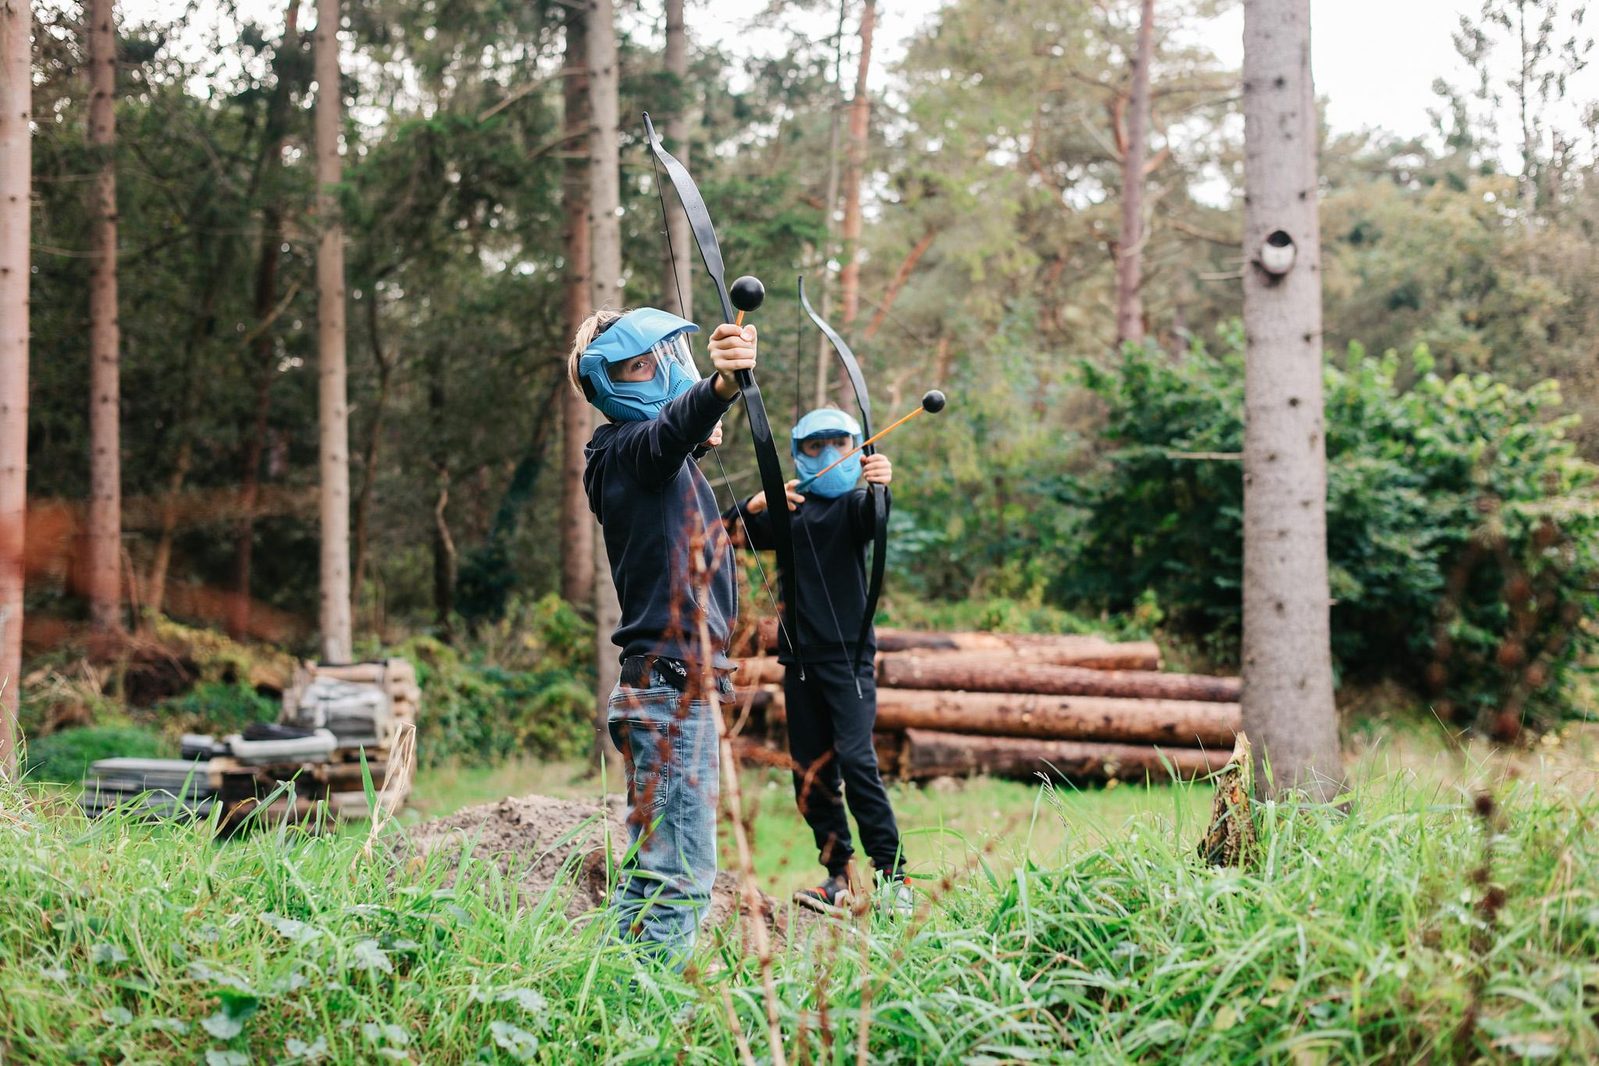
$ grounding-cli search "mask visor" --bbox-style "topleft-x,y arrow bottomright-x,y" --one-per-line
649,331 -> 699,384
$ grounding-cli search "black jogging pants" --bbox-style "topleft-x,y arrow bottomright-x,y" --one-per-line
783,658 -> 904,878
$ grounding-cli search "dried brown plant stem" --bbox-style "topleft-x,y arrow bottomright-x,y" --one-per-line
691,536 -> 787,1066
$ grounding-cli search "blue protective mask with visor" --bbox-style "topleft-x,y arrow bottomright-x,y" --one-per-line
577,307 -> 702,422
791,408 -> 863,499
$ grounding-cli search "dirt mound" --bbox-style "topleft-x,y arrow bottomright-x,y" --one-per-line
404,794 -> 790,941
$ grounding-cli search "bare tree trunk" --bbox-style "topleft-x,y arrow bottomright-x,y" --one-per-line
350,292 -> 393,617
426,349 -> 453,642
863,228 -> 935,340
837,0 -> 875,330
560,2 -> 594,609
1240,0 -> 1341,800
144,438 -> 190,618
0,0 -> 32,779
86,0 -> 121,632
314,0 -> 351,664
660,0 -> 692,320
233,0 -> 301,641
814,0 -> 848,407
1115,0 -> 1155,346
588,0 -> 622,757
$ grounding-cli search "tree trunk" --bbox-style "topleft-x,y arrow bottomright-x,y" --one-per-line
350,291 -> 393,617
894,728 -> 1223,782
813,0 -> 848,407
755,685 -> 1237,747
837,0 -> 875,330
877,690 -> 1237,747
877,656 -> 1240,703
1240,0 -> 1341,799
863,228 -> 935,341
587,0 -> 622,756
0,0 -> 32,779
86,0 -> 121,632
1115,0 -> 1155,345
314,0 -> 351,664
660,0 -> 692,320
560,2 -> 594,608
233,0 -> 302,641
144,438 -> 190,619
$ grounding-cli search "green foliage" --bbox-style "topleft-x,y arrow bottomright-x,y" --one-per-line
22,725 -> 172,784
1062,330 -> 1599,730
154,682 -> 280,736
395,595 -> 595,767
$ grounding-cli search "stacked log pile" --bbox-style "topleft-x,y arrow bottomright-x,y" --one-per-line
729,625 -> 1237,784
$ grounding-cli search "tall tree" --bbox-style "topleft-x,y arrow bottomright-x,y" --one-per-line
560,2 -> 593,609
1115,0 -> 1156,345
1453,0 -> 1594,235
587,0 -> 622,750
232,0 -> 303,639
660,0 -> 692,320
85,0 -> 120,632
1240,0 -> 1342,798
837,0 -> 875,330
314,0 -> 351,663
0,0 -> 30,778
814,0 -> 848,407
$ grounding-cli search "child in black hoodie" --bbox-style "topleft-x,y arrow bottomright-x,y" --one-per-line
726,407 -> 909,916
570,305 -> 757,961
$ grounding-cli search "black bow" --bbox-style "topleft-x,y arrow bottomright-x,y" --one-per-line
643,113 -> 802,667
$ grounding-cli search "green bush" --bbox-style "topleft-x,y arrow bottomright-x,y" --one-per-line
22,724 -> 171,783
398,594 -> 595,767
154,681 -> 280,735
1060,328 -> 1599,732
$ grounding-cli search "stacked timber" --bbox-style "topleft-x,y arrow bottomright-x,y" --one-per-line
728,626 -> 1236,784
78,658 -> 420,832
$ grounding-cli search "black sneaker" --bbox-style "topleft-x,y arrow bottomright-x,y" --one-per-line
793,874 -> 853,915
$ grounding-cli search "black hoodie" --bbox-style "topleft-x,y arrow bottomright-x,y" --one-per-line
584,377 -> 737,668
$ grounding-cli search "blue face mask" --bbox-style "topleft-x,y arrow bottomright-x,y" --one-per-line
577,308 -> 701,422
794,445 -> 862,498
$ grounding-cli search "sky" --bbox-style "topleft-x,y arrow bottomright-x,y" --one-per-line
112,0 -> 1598,156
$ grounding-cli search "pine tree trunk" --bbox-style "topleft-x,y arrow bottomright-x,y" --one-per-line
813,0 -> 848,407
1241,0 -> 1341,799
350,293 -> 392,615
1115,0 -> 1155,345
560,2 -> 594,608
233,0 -> 301,640
838,0 -> 875,330
587,0 -> 622,756
0,0 -> 32,779
660,0 -> 692,320
314,0 -> 351,664
86,0 -> 121,632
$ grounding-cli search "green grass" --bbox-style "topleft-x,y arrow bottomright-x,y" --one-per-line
4,748 -> 1598,1063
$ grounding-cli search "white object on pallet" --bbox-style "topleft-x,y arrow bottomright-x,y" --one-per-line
224,728 -> 338,765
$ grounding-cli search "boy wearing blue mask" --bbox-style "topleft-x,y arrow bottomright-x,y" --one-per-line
568,305 -> 757,962
726,408 -> 909,916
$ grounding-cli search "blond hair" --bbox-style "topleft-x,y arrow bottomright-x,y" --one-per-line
567,307 -> 629,396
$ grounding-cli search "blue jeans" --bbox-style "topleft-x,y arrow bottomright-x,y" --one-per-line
607,674 -> 720,963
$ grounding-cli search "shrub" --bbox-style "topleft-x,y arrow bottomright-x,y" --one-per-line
22,724 -> 171,784
1059,328 -> 1599,733
153,680 -> 281,735
396,594 -> 595,767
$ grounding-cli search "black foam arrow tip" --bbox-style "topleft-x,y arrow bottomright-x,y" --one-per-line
921,389 -> 947,414
730,275 -> 765,314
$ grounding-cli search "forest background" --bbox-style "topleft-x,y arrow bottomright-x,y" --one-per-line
13,0 -> 1599,772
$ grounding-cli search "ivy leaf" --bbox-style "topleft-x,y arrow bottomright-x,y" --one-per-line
351,940 -> 393,974
490,1021 -> 540,1062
